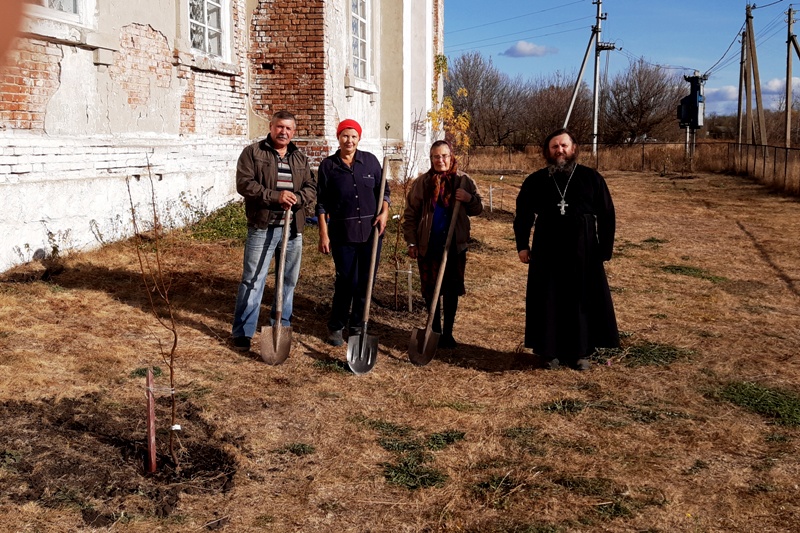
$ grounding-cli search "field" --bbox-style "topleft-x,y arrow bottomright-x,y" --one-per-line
1,166 -> 800,532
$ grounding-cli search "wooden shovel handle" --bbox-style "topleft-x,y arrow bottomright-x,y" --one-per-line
274,209 -> 292,324
424,199 -> 462,332
360,156 -> 390,324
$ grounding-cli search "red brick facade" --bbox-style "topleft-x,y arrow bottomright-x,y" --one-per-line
108,24 -> 172,108
0,38 -> 62,131
249,0 -> 325,137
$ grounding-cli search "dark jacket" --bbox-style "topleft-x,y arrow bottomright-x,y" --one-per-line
235,135 -> 317,233
402,170 -> 483,258
315,149 -> 389,244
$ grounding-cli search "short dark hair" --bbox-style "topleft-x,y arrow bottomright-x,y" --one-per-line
271,110 -> 297,124
542,128 -> 579,157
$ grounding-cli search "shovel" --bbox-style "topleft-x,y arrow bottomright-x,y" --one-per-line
260,209 -> 293,365
346,156 -> 390,375
408,200 -> 462,366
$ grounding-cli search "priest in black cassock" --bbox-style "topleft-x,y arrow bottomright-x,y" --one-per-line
513,128 -> 619,371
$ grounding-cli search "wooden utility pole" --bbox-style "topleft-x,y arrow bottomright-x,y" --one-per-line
737,29 -> 746,145
786,7 -> 794,148
745,4 -> 768,145
785,7 -> 800,148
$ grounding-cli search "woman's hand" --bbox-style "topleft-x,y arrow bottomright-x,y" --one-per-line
455,188 -> 472,203
373,201 -> 390,235
318,234 -> 331,254
407,245 -> 418,259
518,250 -> 530,264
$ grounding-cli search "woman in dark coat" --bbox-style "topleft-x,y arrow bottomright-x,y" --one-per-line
402,141 -> 483,348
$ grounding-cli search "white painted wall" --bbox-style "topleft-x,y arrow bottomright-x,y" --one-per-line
0,132 -> 243,271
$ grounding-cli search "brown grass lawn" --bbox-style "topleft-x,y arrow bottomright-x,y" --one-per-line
1,168 -> 800,532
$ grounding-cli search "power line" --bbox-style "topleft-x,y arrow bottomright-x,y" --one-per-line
445,16 -> 594,50
445,0 -> 588,35
445,26 -> 588,55
704,22 -> 746,77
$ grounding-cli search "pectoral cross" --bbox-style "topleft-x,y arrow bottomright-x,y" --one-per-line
557,198 -> 568,215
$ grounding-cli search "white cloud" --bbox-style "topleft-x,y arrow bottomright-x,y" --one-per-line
704,78 -> 800,114
499,41 -> 556,58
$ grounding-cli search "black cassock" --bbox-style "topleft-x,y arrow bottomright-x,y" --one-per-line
513,164 -> 619,360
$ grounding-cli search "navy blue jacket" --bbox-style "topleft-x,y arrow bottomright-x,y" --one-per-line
315,149 -> 389,244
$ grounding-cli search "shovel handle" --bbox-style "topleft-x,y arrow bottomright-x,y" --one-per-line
424,200 -> 462,332
360,156 -> 390,324
274,209 -> 292,324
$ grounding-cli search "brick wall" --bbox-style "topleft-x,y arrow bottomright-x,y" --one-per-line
192,72 -> 247,136
0,38 -> 62,131
108,24 -> 172,107
249,0 -> 325,137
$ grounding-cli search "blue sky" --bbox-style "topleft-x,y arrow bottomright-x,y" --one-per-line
444,0 -> 796,115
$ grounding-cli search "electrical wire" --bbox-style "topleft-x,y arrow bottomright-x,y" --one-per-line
445,16 -> 594,50
445,0 -> 588,35
705,22 -> 746,77
752,0 -> 786,10
446,26 -> 588,55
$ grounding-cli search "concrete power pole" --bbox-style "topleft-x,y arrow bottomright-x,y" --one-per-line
745,4 -> 768,145
786,7 -> 793,148
592,0 -> 615,156
785,7 -> 800,148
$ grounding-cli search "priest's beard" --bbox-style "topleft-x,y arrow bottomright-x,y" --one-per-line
546,152 -> 577,174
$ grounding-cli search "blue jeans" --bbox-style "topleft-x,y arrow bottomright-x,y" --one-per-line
232,226 -> 302,338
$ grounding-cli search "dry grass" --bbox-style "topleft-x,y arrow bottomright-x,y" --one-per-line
1,168 -> 800,532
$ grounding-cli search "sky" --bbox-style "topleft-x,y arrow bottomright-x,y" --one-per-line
444,0 -> 797,115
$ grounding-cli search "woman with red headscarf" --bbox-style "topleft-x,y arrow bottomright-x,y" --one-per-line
402,141 -> 483,348
316,119 -> 390,346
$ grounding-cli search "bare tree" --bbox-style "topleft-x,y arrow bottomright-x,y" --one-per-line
602,58 -> 684,143
519,71 -> 592,146
445,52 -> 526,146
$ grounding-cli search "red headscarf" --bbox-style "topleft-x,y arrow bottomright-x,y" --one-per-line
336,119 -> 362,138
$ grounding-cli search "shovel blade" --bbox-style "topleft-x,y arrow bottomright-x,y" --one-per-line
346,333 -> 378,375
408,328 -> 439,366
260,325 -> 292,365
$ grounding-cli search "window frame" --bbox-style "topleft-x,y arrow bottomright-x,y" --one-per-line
24,0 -> 91,28
188,0 -> 229,60
351,0 -> 369,81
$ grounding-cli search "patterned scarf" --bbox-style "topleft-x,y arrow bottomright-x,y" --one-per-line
428,158 -> 459,208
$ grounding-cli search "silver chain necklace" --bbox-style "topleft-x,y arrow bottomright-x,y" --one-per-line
552,165 -> 576,215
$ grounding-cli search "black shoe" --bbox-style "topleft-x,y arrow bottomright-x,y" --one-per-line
543,358 -> 560,370
574,358 -> 591,371
439,334 -> 458,349
233,336 -> 251,352
327,329 -> 344,347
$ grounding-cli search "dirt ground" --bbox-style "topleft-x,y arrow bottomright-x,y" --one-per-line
0,169 -> 799,532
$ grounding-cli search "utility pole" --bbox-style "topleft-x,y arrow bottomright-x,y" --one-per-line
785,6 -> 800,148
592,0 -> 614,156
745,3 -> 768,145
737,29 -> 746,145
563,0 -> 614,157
